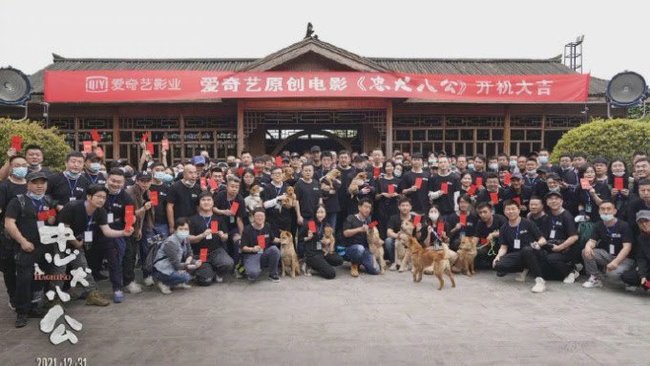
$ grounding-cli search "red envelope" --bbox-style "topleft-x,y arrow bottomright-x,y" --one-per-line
11,135 -> 22,151
513,196 -> 522,205
48,209 -> 57,218
459,213 -> 467,226
91,129 -> 101,142
413,215 -> 421,226
368,220 -> 378,228
614,177 -> 624,190
125,205 -> 135,229
161,138 -> 169,151
308,220 -> 317,233
580,178 -> 590,190
257,235 -> 266,249
275,156 -> 282,166
388,184 -> 395,194
504,172 -> 512,185
467,185 -> 477,196
199,248 -> 208,262
83,141 -> 92,153
373,167 -> 380,178
210,220 -> 218,234
414,177 -> 423,189
436,221 -> 445,236
141,132 -> 149,142
150,190 -> 159,206
490,192 -> 499,204
37,211 -> 49,221
200,177 -> 207,190
237,167 -> 244,177
124,220 -> 133,231
95,146 -> 105,158
208,178 -> 218,190
476,177 -> 483,187
441,182 -> 449,194
230,201 -> 240,215
254,167 -> 262,175
146,142 -> 154,155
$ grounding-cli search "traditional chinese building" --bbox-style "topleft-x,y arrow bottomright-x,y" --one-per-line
2,35 -> 620,165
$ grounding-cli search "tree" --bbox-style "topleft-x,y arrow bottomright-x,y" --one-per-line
0,118 -> 71,171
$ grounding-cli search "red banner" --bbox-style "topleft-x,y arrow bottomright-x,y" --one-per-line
44,70 -> 590,103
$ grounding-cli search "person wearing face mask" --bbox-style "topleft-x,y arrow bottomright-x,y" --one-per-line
523,157 -> 541,189
83,153 -> 107,185
581,200 -> 634,289
166,163 -> 201,235
537,149 -> 555,173
487,158 -> 499,173
0,156 -> 29,311
149,163 -> 172,237
47,152 -> 91,210
0,145 -> 50,181
152,218 -> 200,294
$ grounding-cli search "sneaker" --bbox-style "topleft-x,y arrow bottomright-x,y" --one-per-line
625,285 -> 638,293
351,264 -> 360,277
174,283 -> 192,289
389,263 -> 397,271
574,263 -> 584,273
515,269 -> 529,282
15,313 -> 27,328
113,290 -> 125,303
157,282 -> 172,295
85,291 -> 110,307
531,277 -> 546,293
143,276 -> 155,287
214,275 -> 224,283
268,274 -> 280,283
563,270 -> 579,284
235,271 -> 244,279
125,281 -> 143,294
582,275 -> 603,288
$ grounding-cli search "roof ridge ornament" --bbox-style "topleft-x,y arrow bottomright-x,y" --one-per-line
304,22 -> 318,40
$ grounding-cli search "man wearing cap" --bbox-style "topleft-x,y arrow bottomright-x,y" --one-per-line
191,155 -> 207,178
83,153 -> 107,185
542,191 -> 581,283
503,172 -> 532,217
124,171 -> 156,292
621,210 -> 650,290
4,171 -> 57,327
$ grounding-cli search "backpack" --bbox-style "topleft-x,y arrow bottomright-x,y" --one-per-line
144,234 -> 167,273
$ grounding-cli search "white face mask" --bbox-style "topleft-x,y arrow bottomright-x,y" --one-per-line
429,213 -> 439,222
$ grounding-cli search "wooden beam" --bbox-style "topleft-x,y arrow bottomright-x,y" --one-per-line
237,101 -> 244,156
386,102 -> 393,158
503,105 -> 511,155
112,114 -> 120,160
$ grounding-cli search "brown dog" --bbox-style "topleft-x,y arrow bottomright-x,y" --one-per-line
367,226 -> 386,274
279,231 -> 300,278
456,236 -> 478,276
282,186 -> 297,209
244,185 -> 263,221
348,172 -> 368,197
396,220 -> 415,272
407,237 -> 455,290
321,226 -> 336,255
322,169 -> 341,187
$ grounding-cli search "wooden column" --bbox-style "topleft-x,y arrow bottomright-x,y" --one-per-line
112,114 -> 120,160
237,101 -> 244,156
503,105 -> 511,155
179,114 -> 185,162
386,102 -> 393,157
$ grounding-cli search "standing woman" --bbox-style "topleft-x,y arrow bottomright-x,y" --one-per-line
608,158 -> 631,219
577,165 -> 611,222
374,160 -> 401,239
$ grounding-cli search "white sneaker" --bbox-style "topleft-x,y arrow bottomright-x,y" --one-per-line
143,276 -> 154,287
582,275 -> 603,288
389,263 -> 397,271
574,263 -> 584,273
214,275 -> 224,283
125,281 -> 143,294
515,269 -> 529,282
563,270 -> 579,284
625,285 -> 638,292
174,283 -> 192,289
531,277 -> 546,293
157,282 -> 172,295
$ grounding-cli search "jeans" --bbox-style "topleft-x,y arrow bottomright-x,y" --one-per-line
384,237 -> 396,263
153,269 -> 191,287
344,244 -> 380,275
325,213 -> 338,233
153,224 -> 170,237
104,238 -> 126,291
242,246 -> 281,281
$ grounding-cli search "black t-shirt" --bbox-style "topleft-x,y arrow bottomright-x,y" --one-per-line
547,210 -> 577,243
83,171 -> 107,185
498,218 -> 543,252
399,170 -> 430,214
167,181 -> 201,221
188,213 -> 227,253
589,219 -> 633,256
5,195 -> 55,246
387,214 -> 411,235
240,223 -> 276,253
58,200 -> 108,242
0,180 -> 27,223
446,212 -> 478,240
103,190 -> 134,230
47,173 -> 91,206
342,214 -> 370,247
294,178 -> 321,219
150,183 -> 171,225
261,182 -> 292,230
475,187 -> 508,215
502,186 -> 533,216
429,173 -> 460,216
214,191 -> 246,232
577,181 -> 612,221
319,173 -> 341,213
475,214 -> 507,244
529,213 -> 552,239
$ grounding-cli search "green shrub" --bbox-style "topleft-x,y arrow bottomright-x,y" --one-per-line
0,118 -> 70,171
551,118 -> 650,167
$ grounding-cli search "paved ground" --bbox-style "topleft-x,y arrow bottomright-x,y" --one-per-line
1,266 -> 649,366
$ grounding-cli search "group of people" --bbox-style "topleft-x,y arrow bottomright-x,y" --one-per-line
1,140 -> 650,328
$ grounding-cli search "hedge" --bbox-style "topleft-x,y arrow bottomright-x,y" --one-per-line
0,118 -> 71,171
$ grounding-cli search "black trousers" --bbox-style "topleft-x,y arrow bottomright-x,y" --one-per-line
542,252 -> 573,281
494,246 -> 543,278
14,245 -> 52,314
305,251 -> 343,280
0,236 -> 16,303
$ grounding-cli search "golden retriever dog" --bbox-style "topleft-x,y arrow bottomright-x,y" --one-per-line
282,186 -> 297,209
367,226 -> 386,274
348,172 -> 368,197
321,226 -> 336,255
279,231 -> 300,278
456,236 -> 478,276
396,220 -> 415,272
322,169 -> 341,187
244,185 -> 263,221
407,237 -> 455,290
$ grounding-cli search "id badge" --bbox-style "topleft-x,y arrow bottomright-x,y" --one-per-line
316,241 -> 322,250
69,197 -> 76,202
585,203 -> 592,214
84,231 -> 93,243
609,244 -> 615,255
549,230 -> 556,239
230,216 -> 235,224
37,221 -> 45,229
206,233 -> 213,240
514,239 -> 521,249
107,213 -> 114,224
